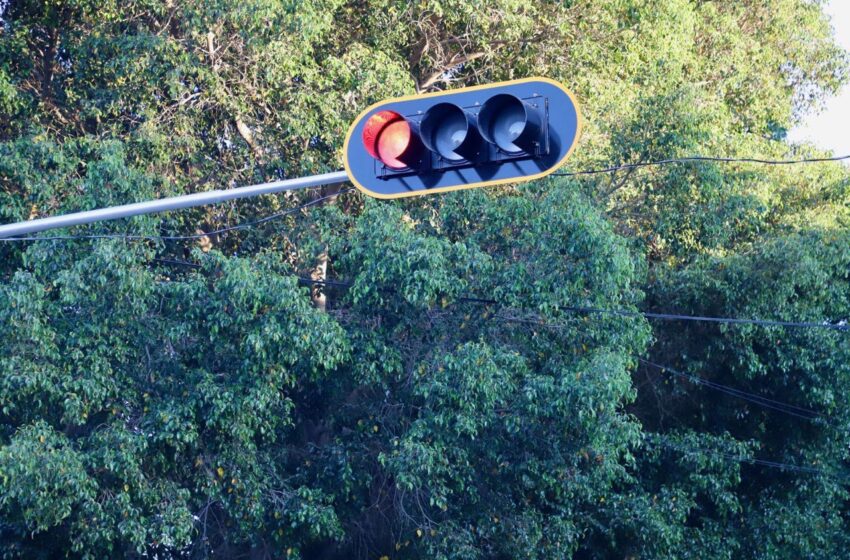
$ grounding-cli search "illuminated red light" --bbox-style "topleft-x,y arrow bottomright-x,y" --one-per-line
376,120 -> 411,169
362,110 -> 413,169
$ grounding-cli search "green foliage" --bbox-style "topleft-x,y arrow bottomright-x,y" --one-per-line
0,246 -> 350,557
0,0 -> 848,558
0,421 -> 96,533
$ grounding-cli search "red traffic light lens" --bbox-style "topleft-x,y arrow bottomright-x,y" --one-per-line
362,110 -> 413,169
377,120 -> 412,169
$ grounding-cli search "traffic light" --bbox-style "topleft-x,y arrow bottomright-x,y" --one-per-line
343,77 -> 582,199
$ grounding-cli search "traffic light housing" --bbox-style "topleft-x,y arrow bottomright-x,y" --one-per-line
343,77 -> 582,199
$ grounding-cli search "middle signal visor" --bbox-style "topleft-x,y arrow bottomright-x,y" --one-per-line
420,103 -> 481,162
477,94 -> 542,155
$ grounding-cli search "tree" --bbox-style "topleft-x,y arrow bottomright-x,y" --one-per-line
0,0 -> 848,558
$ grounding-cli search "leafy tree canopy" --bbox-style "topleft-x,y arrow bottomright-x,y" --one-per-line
0,1 -> 849,558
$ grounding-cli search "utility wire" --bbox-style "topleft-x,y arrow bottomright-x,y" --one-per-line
308,279 -> 850,479
552,154 -> 850,177
250,278 -> 846,426
0,189 -> 354,242
552,305 -> 847,331
3,153 -> 849,242
146,272 -> 849,332
638,358 -> 829,423
274,277 -> 848,333
646,433 -> 846,479
83,265 -> 850,479
460,300 -> 847,332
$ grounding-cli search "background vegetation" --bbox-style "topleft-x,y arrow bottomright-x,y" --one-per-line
0,1 -> 848,558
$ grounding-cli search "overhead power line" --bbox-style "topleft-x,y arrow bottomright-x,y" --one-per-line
2,154 -> 846,332
138,272 -> 849,333
2,152 -> 848,241
552,305 -> 847,331
552,154 -> 850,177
292,277 -> 847,332
646,433 -> 845,479
638,358 -> 829,423
457,299 -> 847,332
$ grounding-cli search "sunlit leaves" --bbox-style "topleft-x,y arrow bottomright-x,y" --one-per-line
0,0 -> 849,558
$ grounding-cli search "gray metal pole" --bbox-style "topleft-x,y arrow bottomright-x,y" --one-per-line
0,170 -> 350,239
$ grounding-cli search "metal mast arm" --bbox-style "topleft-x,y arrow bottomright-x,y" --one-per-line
0,170 -> 350,239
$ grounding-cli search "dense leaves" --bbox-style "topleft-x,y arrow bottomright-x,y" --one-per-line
1,0 -> 849,558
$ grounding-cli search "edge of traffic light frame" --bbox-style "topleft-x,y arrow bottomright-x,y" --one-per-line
342,76 -> 584,200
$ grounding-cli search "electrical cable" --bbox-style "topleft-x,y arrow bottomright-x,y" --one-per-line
640,358 -> 820,416
646,433 -> 846,479
561,306 -> 848,331
67,265 -> 850,482
30,260 -> 850,479
273,277 -> 848,333
467,301 -> 847,332
154,271 -> 844,430
2,153 -> 849,242
146,270 -> 850,332
552,154 -> 850,177
638,358 -> 829,423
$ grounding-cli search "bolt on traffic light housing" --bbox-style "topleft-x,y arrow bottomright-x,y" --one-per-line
344,77 -> 582,199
